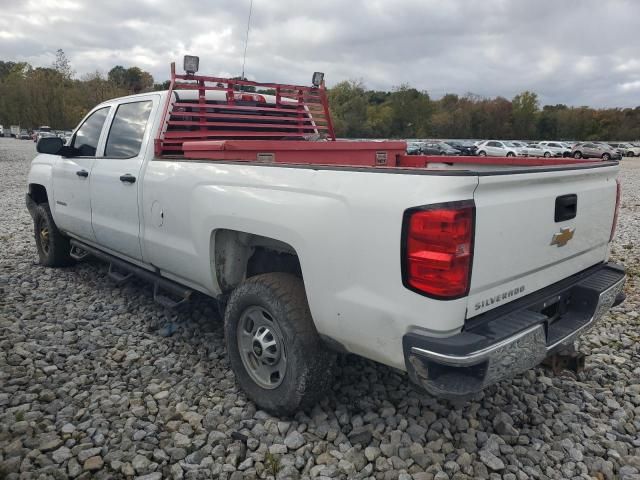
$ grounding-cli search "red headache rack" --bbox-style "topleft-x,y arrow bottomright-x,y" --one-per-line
155,62 -> 336,156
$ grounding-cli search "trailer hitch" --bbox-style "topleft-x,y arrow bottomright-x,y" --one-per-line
542,347 -> 586,375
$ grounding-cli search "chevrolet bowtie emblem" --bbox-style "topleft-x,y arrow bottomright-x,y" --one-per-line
551,227 -> 575,247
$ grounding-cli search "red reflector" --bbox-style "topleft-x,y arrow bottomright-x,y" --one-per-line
403,201 -> 475,299
610,179 -> 621,242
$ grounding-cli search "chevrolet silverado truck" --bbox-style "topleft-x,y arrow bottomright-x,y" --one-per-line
27,58 -> 625,414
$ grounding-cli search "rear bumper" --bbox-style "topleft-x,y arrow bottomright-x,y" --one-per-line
403,262 -> 625,397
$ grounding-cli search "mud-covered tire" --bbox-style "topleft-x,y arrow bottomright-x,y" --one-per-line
224,272 -> 336,416
33,203 -> 72,267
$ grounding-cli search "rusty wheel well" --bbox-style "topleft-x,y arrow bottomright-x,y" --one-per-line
212,229 -> 302,293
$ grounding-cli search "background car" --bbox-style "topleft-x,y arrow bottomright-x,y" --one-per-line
421,141 -> 461,156
571,143 -> 621,160
538,141 -> 572,158
609,143 -> 640,157
406,142 -> 425,155
445,140 -> 477,156
475,140 -> 521,157
521,143 -> 544,157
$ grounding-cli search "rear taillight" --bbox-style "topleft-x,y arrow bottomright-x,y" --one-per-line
402,201 -> 475,299
610,179 -> 621,242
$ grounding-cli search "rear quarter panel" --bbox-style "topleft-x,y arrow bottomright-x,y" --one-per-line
141,161 -> 479,369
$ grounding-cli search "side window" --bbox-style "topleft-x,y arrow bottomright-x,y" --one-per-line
72,107 -> 110,156
104,100 -> 153,158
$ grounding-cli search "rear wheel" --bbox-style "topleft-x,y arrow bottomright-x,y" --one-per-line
506,152 -> 515,157
573,151 -> 583,159
477,150 -> 487,157
602,153 -> 611,161
224,273 -> 335,415
627,151 -> 634,157
33,203 -> 72,267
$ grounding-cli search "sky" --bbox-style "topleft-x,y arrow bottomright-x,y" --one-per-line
1,0 -> 639,108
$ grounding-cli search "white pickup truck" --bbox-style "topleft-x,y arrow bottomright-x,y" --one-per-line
27,59 -> 625,414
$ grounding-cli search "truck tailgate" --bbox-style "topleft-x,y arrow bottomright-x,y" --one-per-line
468,165 -> 619,318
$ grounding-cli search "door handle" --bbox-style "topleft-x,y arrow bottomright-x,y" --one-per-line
76,170 -> 89,178
119,174 -> 136,184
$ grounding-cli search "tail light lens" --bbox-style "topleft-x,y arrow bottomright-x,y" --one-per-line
610,179 -> 621,242
402,201 -> 475,299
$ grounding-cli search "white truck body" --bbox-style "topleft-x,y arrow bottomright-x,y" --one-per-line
27,86 -> 625,406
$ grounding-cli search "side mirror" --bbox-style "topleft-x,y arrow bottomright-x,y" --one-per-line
37,136 -> 64,155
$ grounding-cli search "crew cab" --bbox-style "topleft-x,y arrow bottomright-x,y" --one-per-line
27,58 -> 625,414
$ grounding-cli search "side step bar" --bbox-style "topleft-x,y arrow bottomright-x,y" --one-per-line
69,239 -> 193,309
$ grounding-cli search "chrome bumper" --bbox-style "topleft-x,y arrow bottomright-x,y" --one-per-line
403,263 -> 625,397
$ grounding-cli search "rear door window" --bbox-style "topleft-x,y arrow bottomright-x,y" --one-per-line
104,100 -> 153,158
72,107 -> 110,156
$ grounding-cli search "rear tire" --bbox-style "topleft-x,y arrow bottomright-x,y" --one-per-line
627,151 -> 634,157
224,273 -> 336,415
602,153 -> 611,161
478,150 -> 487,157
33,203 -> 72,267
506,152 -> 515,157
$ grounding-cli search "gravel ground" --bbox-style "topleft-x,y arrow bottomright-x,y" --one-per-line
1,137 -> 639,480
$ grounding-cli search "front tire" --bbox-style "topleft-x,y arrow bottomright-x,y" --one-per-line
544,152 -> 551,158
224,273 -> 335,415
33,203 -> 72,267
602,153 -> 611,161
478,150 -> 487,157
573,151 -> 583,159
626,151 -> 634,157
506,152 -> 515,157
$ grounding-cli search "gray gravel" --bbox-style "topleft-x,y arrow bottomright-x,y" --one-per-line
1,137 -> 639,480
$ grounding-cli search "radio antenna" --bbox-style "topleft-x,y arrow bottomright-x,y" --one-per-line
241,0 -> 253,80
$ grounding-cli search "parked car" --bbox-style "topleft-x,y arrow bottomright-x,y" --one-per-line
444,140 -> 477,156
571,143 -> 622,160
609,143 -> 640,157
421,140 -> 460,156
26,58 -> 626,414
18,130 -> 31,140
406,142 -> 424,155
475,140 -> 521,157
521,143 -> 545,157
538,141 -> 572,158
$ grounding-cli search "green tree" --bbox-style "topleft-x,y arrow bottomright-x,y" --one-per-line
511,91 -> 539,138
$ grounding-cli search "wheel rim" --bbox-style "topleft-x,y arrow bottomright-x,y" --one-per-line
237,306 -> 287,389
574,152 -> 581,159
544,152 -> 551,158
603,154 -> 610,160
39,221 -> 50,255
479,151 -> 486,156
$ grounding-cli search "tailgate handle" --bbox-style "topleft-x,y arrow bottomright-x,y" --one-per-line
555,194 -> 577,222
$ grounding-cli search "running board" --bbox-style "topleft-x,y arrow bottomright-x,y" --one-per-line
69,239 -> 193,309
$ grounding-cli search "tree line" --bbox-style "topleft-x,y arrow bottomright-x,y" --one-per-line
1,51 -> 639,141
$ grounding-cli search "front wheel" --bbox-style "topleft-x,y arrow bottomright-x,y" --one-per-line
602,153 -> 611,161
33,203 -> 72,267
506,152 -> 515,157
573,151 -> 583,159
543,152 -> 551,158
626,151 -> 634,157
477,150 -> 487,157
224,273 -> 336,415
